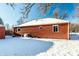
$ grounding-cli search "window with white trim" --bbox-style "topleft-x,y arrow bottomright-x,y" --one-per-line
53,25 -> 59,32
39,26 -> 42,30
17,28 -> 20,32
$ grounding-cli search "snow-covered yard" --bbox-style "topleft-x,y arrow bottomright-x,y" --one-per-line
37,33 -> 79,56
0,36 -> 53,56
0,33 -> 79,56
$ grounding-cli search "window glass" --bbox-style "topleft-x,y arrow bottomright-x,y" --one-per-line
53,25 -> 59,32
17,28 -> 20,32
39,26 -> 42,29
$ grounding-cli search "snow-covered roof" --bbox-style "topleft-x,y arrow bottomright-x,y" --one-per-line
14,18 -> 69,27
0,24 -> 4,27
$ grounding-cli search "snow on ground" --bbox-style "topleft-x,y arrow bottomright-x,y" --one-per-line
0,33 -> 79,56
0,36 -> 53,56
37,40 -> 79,56
36,33 -> 79,56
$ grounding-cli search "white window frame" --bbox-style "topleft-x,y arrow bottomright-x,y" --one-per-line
17,28 -> 20,32
39,26 -> 42,30
52,25 -> 59,32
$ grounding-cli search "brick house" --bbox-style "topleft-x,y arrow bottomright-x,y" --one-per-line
0,24 -> 5,39
13,18 -> 70,39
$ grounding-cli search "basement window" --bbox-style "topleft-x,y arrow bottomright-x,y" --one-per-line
39,26 -> 42,30
53,25 -> 59,32
17,28 -> 20,32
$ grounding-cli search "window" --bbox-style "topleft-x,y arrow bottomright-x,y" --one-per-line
53,25 -> 59,32
39,26 -> 42,29
17,28 -> 20,32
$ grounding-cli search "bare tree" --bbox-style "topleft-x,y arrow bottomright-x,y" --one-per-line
6,3 -> 15,9
7,3 -> 52,24
74,5 -> 79,18
7,3 -> 70,24
5,23 -> 10,30
0,18 -> 4,25
53,7 -> 68,19
53,8 -> 59,18
7,3 -> 52,18
38,3 -> 52,15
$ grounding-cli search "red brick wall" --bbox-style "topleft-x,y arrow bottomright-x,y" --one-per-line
13,23 -> 69,39
0,27 -> 5,39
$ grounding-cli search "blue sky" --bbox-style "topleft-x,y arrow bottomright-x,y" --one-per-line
0,4 -> 21,27
0,3 -> 79,28
28,3 -> 79,23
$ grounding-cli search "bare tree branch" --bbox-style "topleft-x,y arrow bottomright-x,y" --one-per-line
6,3 -> 15,9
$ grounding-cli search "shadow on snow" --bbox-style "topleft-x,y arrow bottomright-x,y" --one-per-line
0,36 -> 53,56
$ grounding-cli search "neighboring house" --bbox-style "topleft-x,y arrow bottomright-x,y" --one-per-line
13,18 -> 70,39
0,24 -> 5,39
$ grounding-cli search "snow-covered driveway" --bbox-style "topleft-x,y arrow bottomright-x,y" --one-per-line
0,36 -> 53,56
